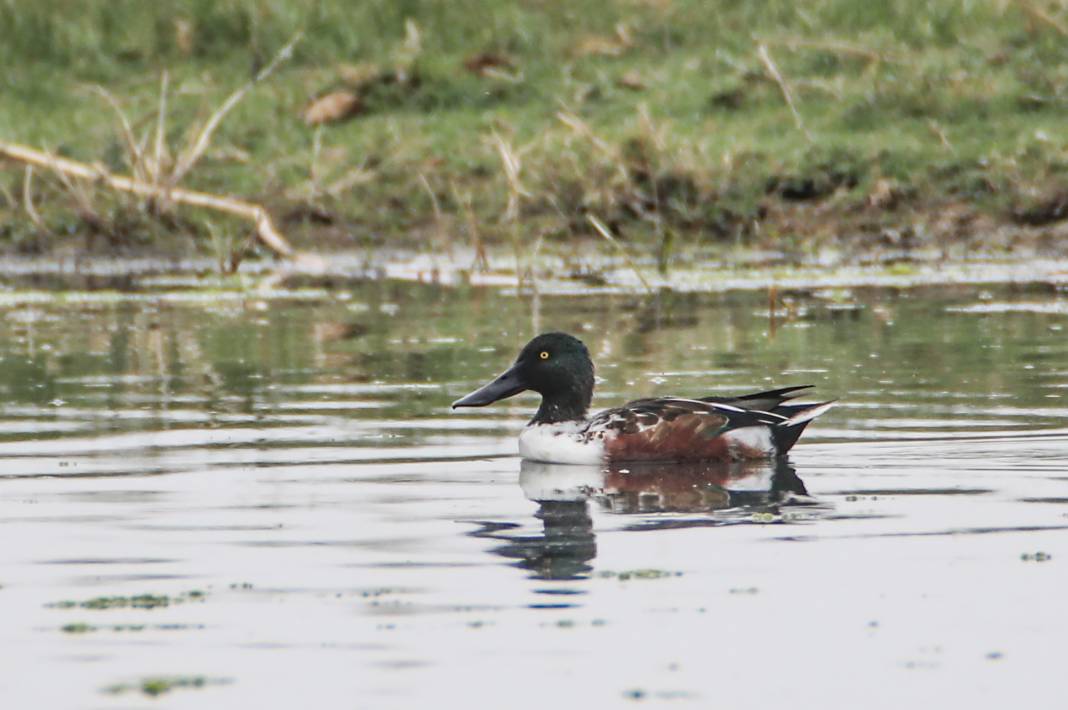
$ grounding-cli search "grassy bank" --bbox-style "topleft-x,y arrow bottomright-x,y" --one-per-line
4,1 -> 1068,265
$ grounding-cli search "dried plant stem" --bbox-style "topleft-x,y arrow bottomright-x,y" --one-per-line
152,71 -> 170,185
587,214 -> 653,294
89,85 -> 148,183
759,37 -> 901,64
451,181 -> 488,272
22,166 -> 44,229
491,132 -> 528,222
756,44 -> 813,143
1017,0 -> 1068,36
417,173 -> 448,251
0,140 -> 298,260
170,32 -> 301,187
927,120 -> 955,154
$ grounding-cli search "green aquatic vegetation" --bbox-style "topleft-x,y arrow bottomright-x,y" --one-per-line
105,676 -> 227,697
598,569 -> 682,581
48,590 -> 208,610
1020,551 -> 1052,562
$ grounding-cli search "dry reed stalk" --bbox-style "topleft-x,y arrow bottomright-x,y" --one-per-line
21,166 -> 44,229
89,85 -> 148,183
491,132 -> 528,223
170,32 -> 301,187
758,37 -> 903,64
152,71 -> 170,185
417,173 -> 448,251
0,176 -> 16,210
1016,0 -> 1068,36
587,214 -> 653,294
555,110 -> 618,159
756,44 -> 813,143
451,181 -> 488,271
491,132 -> 532,286
325,166 -> 376,197
0,32 -> 317,266
927,120 -> 955,153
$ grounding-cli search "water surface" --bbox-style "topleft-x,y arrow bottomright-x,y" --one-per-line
1,281 -> 1066,708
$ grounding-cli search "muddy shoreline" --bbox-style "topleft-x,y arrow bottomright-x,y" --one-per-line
1,243 -> 1068,297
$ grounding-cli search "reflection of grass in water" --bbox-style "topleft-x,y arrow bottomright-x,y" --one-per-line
104,676 -> 228,697
48,590 -> 206,610
0,287 -> 331,308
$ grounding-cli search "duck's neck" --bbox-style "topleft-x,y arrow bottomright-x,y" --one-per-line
532,391 -> 591,425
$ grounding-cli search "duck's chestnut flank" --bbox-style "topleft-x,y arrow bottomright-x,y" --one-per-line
452,332 -> 834,464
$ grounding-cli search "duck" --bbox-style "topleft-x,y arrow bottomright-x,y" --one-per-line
452,332 -> 834,465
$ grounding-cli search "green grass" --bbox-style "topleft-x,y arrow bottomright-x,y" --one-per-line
4,1 -> 1068,260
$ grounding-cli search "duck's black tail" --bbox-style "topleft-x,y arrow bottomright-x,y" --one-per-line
702,385 -> 813,413
772,401 -> 835,453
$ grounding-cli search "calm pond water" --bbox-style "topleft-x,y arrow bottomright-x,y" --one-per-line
1,279 -> 1067,708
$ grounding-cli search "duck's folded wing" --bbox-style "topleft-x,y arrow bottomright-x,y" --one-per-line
584,398 -> 784,461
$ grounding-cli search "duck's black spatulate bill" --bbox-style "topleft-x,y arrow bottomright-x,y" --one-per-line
452,364 -> 528,408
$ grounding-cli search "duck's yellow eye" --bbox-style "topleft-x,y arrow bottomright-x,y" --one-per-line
539,351 -> 550,360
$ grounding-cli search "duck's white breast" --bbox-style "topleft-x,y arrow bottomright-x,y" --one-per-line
518,422 -> 605,464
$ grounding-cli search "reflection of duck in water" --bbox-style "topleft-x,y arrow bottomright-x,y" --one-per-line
467,498 -> 596,581
470,458 -> 811,581
520,457 -> 809,516
453,333 -> 833,464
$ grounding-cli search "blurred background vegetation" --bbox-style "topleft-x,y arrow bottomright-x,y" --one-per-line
3,0 -> 1068,263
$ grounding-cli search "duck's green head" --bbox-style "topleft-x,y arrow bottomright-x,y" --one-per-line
452,332 -> 594,423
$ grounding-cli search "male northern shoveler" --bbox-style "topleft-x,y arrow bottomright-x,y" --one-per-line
452,332 -> 834,464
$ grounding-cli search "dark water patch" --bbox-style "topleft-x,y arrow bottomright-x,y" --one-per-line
342,561 -> 485,570
68,574 -> 193,585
